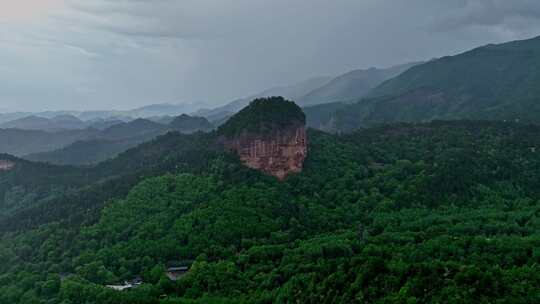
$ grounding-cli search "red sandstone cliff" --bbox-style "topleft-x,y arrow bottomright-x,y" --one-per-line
218,96 -> 308,180
222,124 -> 307,180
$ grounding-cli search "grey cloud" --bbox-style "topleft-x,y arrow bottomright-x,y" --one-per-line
2,0 -> 540,112
65,0 -> 242,39
433,0 -> 540,34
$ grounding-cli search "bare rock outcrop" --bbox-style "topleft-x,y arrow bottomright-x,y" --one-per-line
218,97 -> 308,180
223,125 -> 307,180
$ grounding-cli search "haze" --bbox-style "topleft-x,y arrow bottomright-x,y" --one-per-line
2,0 -> 540,112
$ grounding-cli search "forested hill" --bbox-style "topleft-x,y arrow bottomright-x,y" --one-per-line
217,96 -> 305,137
1,119 -> 540,302
297,62 -> 419,106
0,131 -> 221,232
23,115 -> 215,166
320,35 -> 540,132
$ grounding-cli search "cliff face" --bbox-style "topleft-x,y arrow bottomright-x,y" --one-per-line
223,124 -> 307,180
218,97 -> 308,180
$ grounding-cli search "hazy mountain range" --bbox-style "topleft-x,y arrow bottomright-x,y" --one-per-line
297,62 -> 421,106
0,102 -> 209,126
305,35 -> 540,132
195,62 -> 422,123
6,35 -> 540,156
0,62 -> 421,131
0,114 -> 214,165
193,76 -> 334,122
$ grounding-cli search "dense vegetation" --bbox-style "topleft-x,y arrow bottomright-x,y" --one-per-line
217,97 -> 306,137
314,35 -> 540,132
169,115 -> 214,133
0,120 -> 540,302
0,131 -> 220,233
25,139 -> 148,166
0,154 -> 94,219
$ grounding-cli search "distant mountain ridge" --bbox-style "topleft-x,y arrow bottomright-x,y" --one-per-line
169,114 -> 214,133
314,36 -> 540,132
0,62 -> 420,131
197,62 -> 420,122
0,115 -> 88,131
195,76 -> 333,123
0,102 -> 210,125
0,128 -> 99,156
298,62 -> 421,106
24,114 -> 215,165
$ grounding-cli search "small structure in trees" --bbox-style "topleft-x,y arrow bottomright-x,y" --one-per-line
166,266 -> 190,281
106,277 -> 143,291
165,261 -> 193,281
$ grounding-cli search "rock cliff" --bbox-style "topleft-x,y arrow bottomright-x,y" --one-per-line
218,97 -> 308,180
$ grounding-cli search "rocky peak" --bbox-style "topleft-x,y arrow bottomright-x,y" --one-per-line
218,97 -> 308,180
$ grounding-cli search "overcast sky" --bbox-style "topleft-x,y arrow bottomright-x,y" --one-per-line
1,0 -> 540,112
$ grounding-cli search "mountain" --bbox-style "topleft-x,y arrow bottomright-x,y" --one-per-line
72,102 -> 210,121
147,115 -> 176,125
50,114 -> 85,129
0,115 -> 87,131
24,138 -> 147,166
196,76 -> 332,120
169,114 -> 214,133
24,115 -> 216,166
303,101 -> 348,131
0,112 -> 32,124
0,128 -> 99,156
328,36 -> 540,132
123,102 -> 210,118
0,114 -> 123,131
0,102 -> 209,126
0,154 -> 91,217
73,103 -> 206,121
0,116 -> 54,130
2,131 -> 219,232
218,97 -> 308,180
196,63 -> 419,124
0,118 -> 171,160
1,118 -> 540,303
85,118 -> 126,130
297,62 -> 420,106
23,119 -> 168,165
99,118 -> 167,140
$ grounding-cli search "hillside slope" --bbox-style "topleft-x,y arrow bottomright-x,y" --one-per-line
25,115 -> 216,166
0,128 -> 99,156
298,62 -> 419,106
1,120 -> 540,303
169,114 -> 214,133
329,36 -> 540,131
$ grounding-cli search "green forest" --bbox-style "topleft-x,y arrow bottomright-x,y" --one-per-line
217,97 -> 306,137
0,120 -> 540,303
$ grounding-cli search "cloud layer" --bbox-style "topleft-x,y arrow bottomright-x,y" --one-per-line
1,0 -> 540,111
